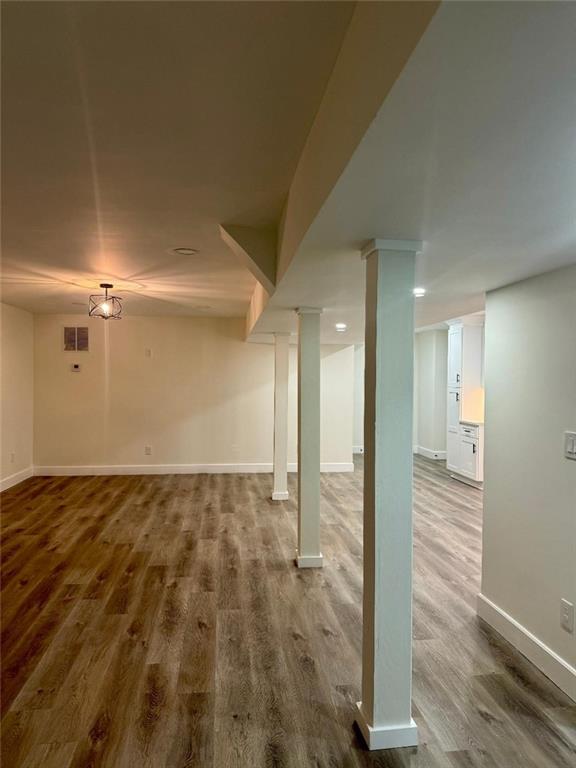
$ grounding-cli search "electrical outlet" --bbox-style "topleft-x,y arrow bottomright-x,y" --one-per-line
144,446 -> 152,456
145,348 -> 152,358
560,599 -> 574,633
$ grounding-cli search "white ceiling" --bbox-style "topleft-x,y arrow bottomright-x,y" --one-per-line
1,1 -> 353,315
254,1 -> 576,343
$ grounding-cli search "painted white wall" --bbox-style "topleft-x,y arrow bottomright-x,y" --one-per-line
415,330 -> 448,458
33,315 -> 354,472
276,2 -> 438,284
1,303 -> 34,489
413,343 -> 419,451
351,334 -> 448,458
353,344 -> 365,453
479,265 -> 576,700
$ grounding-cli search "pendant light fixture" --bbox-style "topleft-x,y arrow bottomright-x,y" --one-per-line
88,283 -> 123,320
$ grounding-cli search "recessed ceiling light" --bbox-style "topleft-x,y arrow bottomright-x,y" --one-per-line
335,322 -> 348,332
170,247 -> 198,257
413,287 -> 426,298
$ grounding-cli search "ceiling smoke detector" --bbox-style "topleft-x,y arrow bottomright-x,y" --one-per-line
170,247 -> 199,257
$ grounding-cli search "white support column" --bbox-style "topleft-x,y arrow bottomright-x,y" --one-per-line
272,333 -> 290,501
356,239 -> 422,751
295,307 -> 323,568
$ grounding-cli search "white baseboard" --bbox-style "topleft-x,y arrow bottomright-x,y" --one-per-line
33,461 -> 355,477
34,463 -> 273,476
296,552 -> 324,568
321,462 -> 354,473
289,462 -> 354,473
353,445 -> 364,455
355,703 -> 418,750
0,466 -> 34,492
477,593 -> 576,702
416,446 -> 446,461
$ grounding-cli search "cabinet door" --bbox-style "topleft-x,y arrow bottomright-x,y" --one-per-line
447,325 -> 463,387
447,430 -> 460,472
447,389 -> 461,432
459,437 -> 478,479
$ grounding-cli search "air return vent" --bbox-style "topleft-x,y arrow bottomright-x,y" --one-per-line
64,326 -> 89,352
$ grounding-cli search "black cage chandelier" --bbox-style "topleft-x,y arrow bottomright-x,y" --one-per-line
88,283 -> 123,320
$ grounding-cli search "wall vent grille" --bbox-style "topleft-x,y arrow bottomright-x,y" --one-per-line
64,326 -> 89,352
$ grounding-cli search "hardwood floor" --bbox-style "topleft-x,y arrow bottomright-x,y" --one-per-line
1,458 -> 574,767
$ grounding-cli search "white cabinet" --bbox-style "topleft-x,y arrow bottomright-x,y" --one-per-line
447,389 -> 461,432
459,437 -> 478,479
447,325 -> 462,387
446,388 -> 461,471
447,430 -> 460,473
446,317 -> 485,485
458,424 -> 484,482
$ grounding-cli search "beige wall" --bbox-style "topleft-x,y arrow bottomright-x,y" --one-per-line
276,2 -> 439,284
479,265 -> 576,699
351,335 -> 448,458
415,330 -> 448,457
1,303 -> 34,489
33,315 -> 354,471
353,344 -> 365,452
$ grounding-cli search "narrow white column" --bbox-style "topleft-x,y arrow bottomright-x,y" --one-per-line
356,239 -> 422,750
295,307 -> 323,568
272,332 -> 290,501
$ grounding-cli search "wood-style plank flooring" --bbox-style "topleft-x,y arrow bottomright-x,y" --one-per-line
1,458 -> 575,767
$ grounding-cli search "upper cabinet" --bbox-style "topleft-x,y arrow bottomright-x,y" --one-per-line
447,325 -> 463,387
447,318 -> 485,424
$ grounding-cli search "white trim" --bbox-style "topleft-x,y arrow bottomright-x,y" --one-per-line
477,593 -> 576,702
450,473 -> 483,490
33,462 -> 355,477
353,445 -> 364,455
295,307 -> 323,315
314,462 -> 354,473
34,463 -> 274,476
361,238 -> 423,260
271,490 -> 289,501
355,703 -> 418,750
296,552 -> 323,569
417,446 -> 447,461
0,466 -> 34,492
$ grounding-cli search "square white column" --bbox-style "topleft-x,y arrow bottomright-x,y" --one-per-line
356,239 -> 422,750
296,307 -> 323,568
272,333 -> 290,501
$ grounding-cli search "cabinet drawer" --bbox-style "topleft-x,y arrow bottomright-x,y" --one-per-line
460,423 -> 479,438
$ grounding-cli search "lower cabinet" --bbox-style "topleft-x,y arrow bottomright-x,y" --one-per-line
459,436 -> 479,479
448,423 -> 484,483
447,429 -> 460,472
